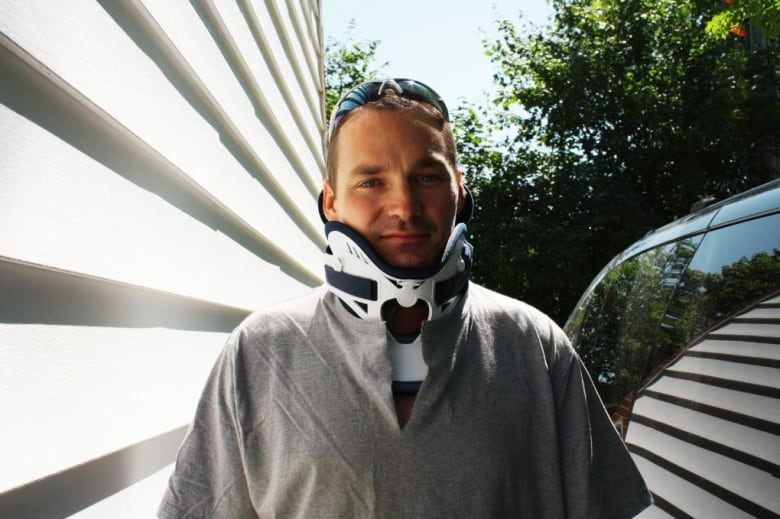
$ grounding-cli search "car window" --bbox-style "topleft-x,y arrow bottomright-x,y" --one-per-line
567,212 -> 780,416
710,182 -> 780,226
661,213 -> 780,349
567,236 -> 702,412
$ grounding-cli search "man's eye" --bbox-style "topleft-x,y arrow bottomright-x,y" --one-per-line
358,179 -> 381,188
418,174 -> 444,183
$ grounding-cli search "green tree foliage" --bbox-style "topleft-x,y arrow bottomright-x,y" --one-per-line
324,22 -> 387,120
706,0 -> 780,40
322,7 -> 778,327
459,0 -> 780,325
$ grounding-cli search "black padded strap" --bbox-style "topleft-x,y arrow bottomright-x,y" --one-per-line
325,265 -> 378,300
434,270 -> 469,305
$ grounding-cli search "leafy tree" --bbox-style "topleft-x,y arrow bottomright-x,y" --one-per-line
706,0 -> 780,40
458,0 -> 780,325
324,22 -> 387,119
322,7 -> 778,329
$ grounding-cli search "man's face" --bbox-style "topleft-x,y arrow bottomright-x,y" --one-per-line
322,108 -> 465,269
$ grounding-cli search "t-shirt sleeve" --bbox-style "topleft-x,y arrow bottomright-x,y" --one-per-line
158,330 -> 256,518
546,323 -> 652,518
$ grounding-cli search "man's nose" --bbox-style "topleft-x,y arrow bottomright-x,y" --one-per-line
387,184 -> 421,220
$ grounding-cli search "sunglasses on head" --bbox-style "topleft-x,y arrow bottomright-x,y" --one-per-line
327,78 -> 450,142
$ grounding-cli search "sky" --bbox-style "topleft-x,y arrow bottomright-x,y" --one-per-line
321,1 -> 554,108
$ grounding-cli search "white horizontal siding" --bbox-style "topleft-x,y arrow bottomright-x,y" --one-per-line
645,377 -> 779,423
631,455 -> 754,519
0,103 -> 309,310
692,338 -> 780,360
236,0 -> 325,176
633,503 -> 674,519
281,0 -> 320,92
0,0 -> 325,515
628,422 -> 779,512
215,0 -> 324,177
631,397 -> 779,466
626,294 -> 780,517
256,0 -> 322,136
665,357 -> 780,389
297,0 -> 322,58
0,1 -> 325,275
71,464 -> 175,519
138,0 -> 323,204
736,306 -> 780,320
711,322 -> 780,341
0,324 -> 225,492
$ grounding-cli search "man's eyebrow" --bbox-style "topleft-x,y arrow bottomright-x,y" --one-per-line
414,156 -> 449,170
345,157 -> 449,177
347,164 -> 384,176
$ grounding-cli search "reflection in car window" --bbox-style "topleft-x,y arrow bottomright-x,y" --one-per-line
664,213 -> 780,347
568,237 -> 701,412
566,213 -> 780,418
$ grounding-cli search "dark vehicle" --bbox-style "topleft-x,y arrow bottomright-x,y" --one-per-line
564,179 -> 780,518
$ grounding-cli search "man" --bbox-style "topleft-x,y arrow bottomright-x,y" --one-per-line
159,79 -> 652,518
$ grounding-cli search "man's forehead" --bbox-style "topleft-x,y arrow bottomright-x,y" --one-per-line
342,154 -> 452,177
330,107 -> 457,182
338,110 -> 448,149
342,106 -> 444,136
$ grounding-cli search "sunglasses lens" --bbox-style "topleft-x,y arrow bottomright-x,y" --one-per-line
328,79 -> 448,140
339,84 -> 376,112
399,81 -> 450,121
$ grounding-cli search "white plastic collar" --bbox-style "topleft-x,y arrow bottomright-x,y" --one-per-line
323,222 -> 472,321
388,333 -> 427,382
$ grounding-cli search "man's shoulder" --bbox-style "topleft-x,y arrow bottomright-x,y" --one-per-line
237,286 -> 326,335
467,283 -> 568,343
468,283 -> 550,322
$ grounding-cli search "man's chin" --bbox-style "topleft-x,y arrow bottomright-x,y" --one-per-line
381,251 -> 440,270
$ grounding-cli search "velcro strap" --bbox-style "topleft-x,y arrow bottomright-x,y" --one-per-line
434,269 -> 469,305
325,265 -> 378,300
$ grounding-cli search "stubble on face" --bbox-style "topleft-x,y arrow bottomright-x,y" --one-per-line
323,108 -> 464,269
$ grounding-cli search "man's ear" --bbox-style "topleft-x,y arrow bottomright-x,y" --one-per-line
454,171 -> 474,224
456,171 -> 466,213
321,180 -> 338,221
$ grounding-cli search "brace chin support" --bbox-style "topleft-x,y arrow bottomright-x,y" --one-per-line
323,222 -> 473,321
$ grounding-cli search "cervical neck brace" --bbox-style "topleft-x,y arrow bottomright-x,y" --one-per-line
323,221 -> 473,321
388,333 -> 426,384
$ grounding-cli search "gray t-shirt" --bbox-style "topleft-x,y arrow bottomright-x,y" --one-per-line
159,283 -> 651,518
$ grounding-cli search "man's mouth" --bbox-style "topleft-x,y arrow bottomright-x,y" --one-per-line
382,232 -> 429,243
